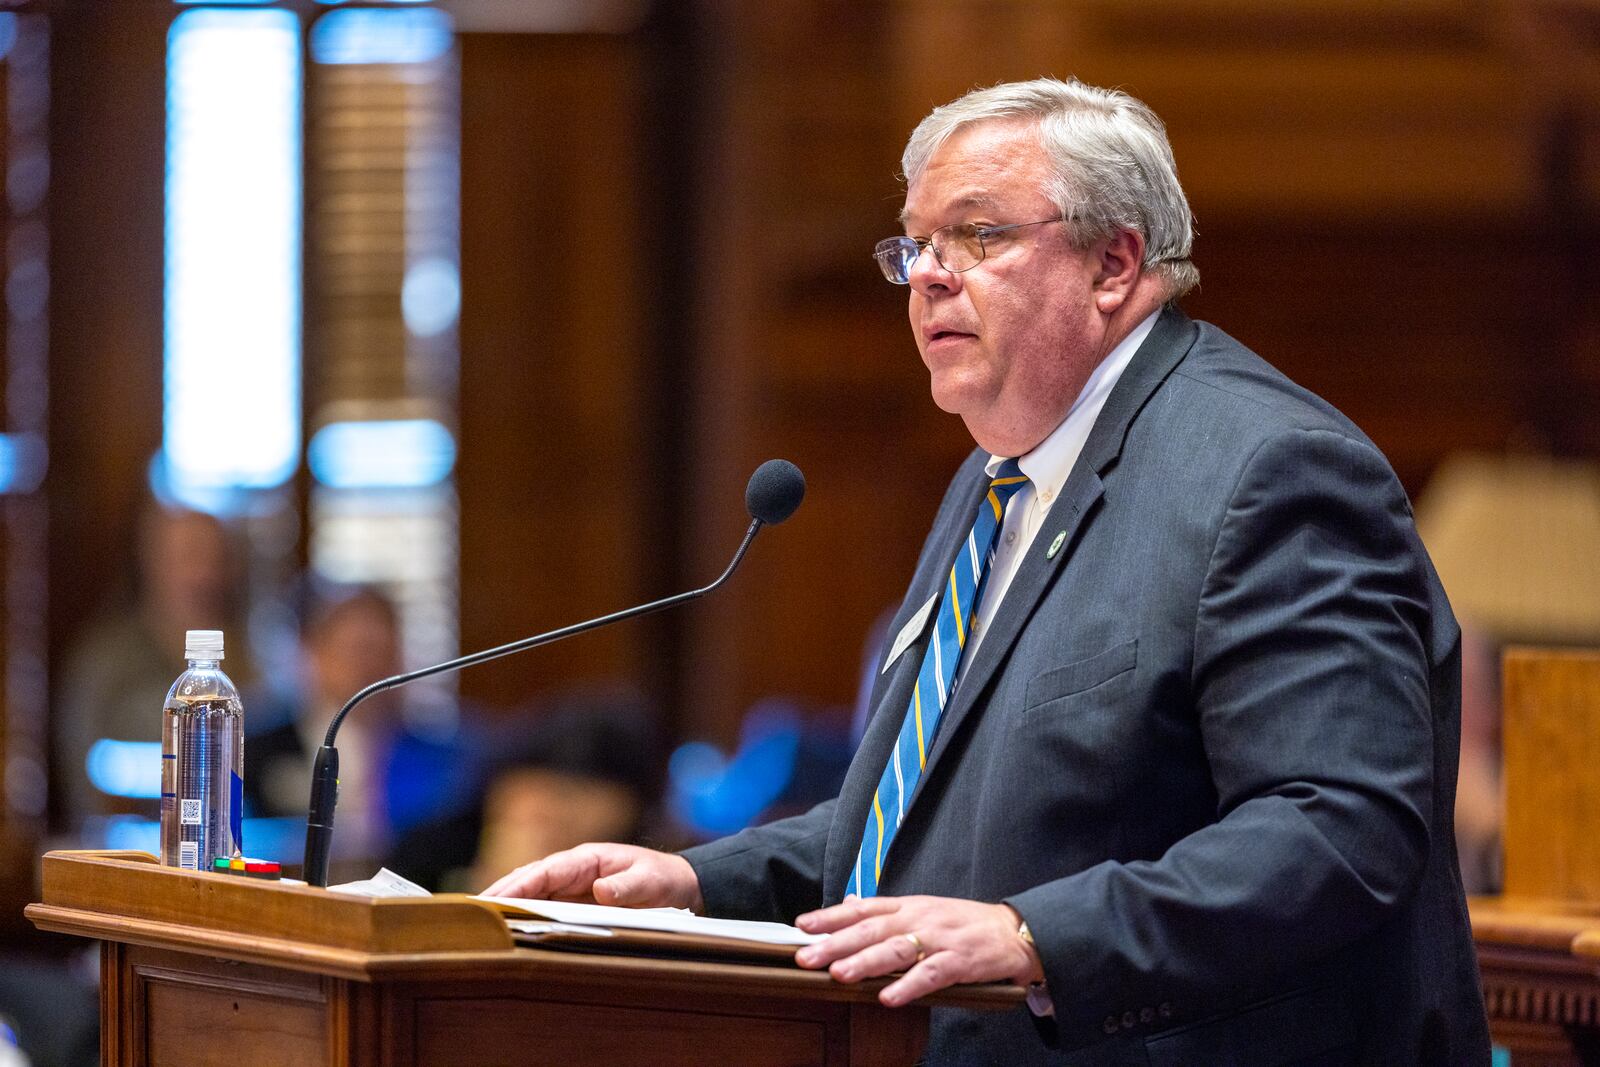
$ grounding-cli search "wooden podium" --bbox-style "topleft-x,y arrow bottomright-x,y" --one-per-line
26,850 -> 1020,1067
1471,649 -> 1600,1066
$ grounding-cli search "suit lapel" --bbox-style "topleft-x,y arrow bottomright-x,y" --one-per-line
823,466 -> 991,898
906,308 -> 1202,817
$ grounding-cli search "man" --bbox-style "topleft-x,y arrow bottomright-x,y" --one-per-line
488,78 -> 1490,1065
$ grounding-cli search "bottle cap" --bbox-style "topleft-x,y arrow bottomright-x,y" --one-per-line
184,629 -> 225,660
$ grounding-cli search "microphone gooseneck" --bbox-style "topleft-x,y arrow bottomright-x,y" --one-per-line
302,459 -> 805,887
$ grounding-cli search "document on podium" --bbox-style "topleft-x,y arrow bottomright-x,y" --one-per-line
478,894 -> 824,948
329,867 -> 822,961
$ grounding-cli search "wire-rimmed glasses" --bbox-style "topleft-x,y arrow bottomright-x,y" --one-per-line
872,216 -> 1065,284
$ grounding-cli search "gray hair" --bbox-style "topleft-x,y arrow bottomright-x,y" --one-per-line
903,77 -> 1199,298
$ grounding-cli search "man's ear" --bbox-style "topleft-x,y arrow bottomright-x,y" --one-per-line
1092,229 -> 1145,314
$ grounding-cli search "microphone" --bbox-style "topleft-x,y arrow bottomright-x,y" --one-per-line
302,459 -> 806,887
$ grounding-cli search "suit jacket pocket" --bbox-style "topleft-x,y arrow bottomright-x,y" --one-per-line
1022,638 -> 1138,710
1143,985 -> 1357,1067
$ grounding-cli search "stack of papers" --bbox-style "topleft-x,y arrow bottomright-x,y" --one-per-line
328,868 -> 822,948
479,895 -> 823,947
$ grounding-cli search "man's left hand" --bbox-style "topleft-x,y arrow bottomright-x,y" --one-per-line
794,895 -> 1044,1007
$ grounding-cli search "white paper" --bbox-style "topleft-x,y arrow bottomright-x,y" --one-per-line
478,895 -> 823,947
327,867 -> 432,898
505,920 -> 616,938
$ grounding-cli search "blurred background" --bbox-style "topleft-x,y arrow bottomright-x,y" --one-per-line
0,0 -> 1596,1062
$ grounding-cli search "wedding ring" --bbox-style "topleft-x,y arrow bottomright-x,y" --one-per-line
903,931 -> 927,963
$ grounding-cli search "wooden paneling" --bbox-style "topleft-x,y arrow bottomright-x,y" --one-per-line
1471,900 -> 1600,1066
413,996 -> 831,1067
140,959 -> 331,1067
455,32 -> 653,710
1502,648 -> 1600,904
46,1 -> 170,655
1178,225 -> 1555,492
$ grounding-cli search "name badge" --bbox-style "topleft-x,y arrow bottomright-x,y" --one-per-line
881,592 -> 939,675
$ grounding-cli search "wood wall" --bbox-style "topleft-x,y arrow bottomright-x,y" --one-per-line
455,31 -> 656,708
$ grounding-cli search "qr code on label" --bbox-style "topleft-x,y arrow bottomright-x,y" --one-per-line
179,841 -> 198,870
181,799 -> 202,825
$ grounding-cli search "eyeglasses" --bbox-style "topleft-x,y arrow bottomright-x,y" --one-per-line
872,216 -> 1066,285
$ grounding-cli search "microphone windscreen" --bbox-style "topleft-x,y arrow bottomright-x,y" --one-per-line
745,459 -> 806,525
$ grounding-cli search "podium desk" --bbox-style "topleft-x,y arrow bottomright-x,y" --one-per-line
1469,649 -> 1600,1065
1471,898 -> 1600,1065
26,850 -> 1021,1067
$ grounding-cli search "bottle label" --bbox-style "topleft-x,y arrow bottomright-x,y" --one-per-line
181,799 -> 202,826
179,841 -> 198,870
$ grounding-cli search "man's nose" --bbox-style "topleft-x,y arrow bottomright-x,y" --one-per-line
908,244 -> 959,296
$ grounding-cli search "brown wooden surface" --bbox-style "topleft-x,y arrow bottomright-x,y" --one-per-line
30,849 -> 514,963
1503,648 -> 1600,904
455,31 -> 656,711
1471,898 -> 1600,1067
32,850 -> 1023,1066
1472,648 -> 1600,1065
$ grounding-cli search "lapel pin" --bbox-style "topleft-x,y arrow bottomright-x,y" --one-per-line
1046,530 -> 1067,559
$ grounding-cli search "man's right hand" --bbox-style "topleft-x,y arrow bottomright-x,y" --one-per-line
481,843 -> 705,913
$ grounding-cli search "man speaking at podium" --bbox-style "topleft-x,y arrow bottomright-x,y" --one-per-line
488,78 -> 1490,1065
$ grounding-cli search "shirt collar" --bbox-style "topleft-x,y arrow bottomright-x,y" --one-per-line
984,309 -> 1160,492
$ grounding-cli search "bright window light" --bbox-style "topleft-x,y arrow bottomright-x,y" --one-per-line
163,9 -> 301,514
99,816 -> 160,854
402,257 -> 461,337
0,433 -> 47,494
310,8 -> 452,66
86,739 -> 163,799
308,419 -> 456,489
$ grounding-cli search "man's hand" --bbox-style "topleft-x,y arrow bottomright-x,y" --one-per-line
795,895 -> 1044,1007
481,843 -> 705,913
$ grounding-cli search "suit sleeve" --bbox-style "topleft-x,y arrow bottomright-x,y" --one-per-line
679,798 -> 836,922
1004,427 -> 1436,1046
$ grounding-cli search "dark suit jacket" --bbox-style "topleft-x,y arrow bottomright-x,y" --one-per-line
682,310 -> 1490,1066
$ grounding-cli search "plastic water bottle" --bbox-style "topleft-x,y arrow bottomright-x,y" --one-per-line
160,630 -> 244,870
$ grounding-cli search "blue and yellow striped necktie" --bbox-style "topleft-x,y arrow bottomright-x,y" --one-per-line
846,459 -> 1029,898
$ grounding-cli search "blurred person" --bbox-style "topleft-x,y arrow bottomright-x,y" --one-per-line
487,77 -> 1489,1064
246,586 -> 404,859
389,690 -> 660,893
54,501 -> 248,830
246,584 -> 482,868
1455,626 -> 1504,894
